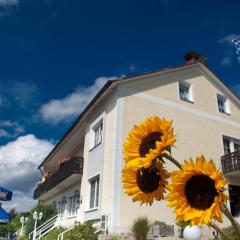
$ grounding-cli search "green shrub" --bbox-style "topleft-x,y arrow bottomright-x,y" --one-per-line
64,221 -> 98,240
108,235 -> 119,240
176,221 -> 189,238
132,217 -> 151,240
42,227 -> 65,240
18,236 -> 29,240
153,221 -> 166,225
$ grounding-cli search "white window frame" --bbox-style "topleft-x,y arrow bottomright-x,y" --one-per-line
217,94 -> 230,114
179,81 -> 193,102
67,190 -> 80,217
88,174 -> 100,210
57,196 -> 67,218
89,112 -> 105,150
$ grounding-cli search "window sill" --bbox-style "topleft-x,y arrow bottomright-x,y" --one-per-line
180,98 -> 194,104
85,207 -> 98,213
89,142 -> 102,152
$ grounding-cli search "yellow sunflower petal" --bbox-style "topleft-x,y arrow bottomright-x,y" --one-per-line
122,161 -> 169,205
166,155 -> 228,226
123,116 -> 175,169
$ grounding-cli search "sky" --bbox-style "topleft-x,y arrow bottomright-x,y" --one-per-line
0,0 -> 239,212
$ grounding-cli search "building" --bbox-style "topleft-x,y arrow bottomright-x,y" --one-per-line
33,52 -> 240,236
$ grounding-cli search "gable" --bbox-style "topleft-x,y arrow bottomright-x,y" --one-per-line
39,63 -> 240,168
117,63 -> 240,122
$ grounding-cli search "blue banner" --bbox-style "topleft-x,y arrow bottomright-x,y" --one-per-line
0,207 -> 11,224
0,186 -> 12,201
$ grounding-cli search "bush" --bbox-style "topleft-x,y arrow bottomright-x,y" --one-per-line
18,236 -> 29,240
42,227 -> 65,240
176,221 -> 189,238
153,221 -> 166,226
64,221 -> 98,240
108,235 -> 119,240
132,217 -> 151,240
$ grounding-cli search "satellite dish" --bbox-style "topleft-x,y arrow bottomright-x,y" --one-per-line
183,225 -> 201,240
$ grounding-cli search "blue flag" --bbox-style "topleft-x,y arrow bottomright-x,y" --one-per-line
0,186 -> 13,201
0,207 -> 11,224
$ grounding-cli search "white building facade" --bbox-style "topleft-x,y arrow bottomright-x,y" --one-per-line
33,53 -> 240,235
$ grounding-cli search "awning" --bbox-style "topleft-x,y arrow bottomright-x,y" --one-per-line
0,186 -> 12,201
0,207 -> 11,224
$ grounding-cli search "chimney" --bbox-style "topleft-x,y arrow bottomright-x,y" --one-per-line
184,51 -> 207,64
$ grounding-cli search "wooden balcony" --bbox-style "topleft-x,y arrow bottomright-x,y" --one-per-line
33,156 -> 83,199
221,150 -> 240,176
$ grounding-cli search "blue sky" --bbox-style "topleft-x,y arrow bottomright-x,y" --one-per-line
0,0 -> 239,211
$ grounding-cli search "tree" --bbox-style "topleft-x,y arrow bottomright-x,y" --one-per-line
25,204 -> 57,235
0,208 -> 22,237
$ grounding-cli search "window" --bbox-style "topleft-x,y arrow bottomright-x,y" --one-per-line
179,82 -> 193,102
57,196 -> 66,217
229,185 -> 240,217
223,138 -> 231,155
217,94 -> 230,114
67,190 -> 80,216
89,176 -> 100,209
90,114 -> 104,150
93,120 -> 103,147
234,143 -> 240,151
223,136 -> 240,154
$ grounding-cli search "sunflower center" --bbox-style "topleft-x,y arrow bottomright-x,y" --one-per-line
184,174 -> 218,210
139,132 -> 162,157
136,167 -> 160,193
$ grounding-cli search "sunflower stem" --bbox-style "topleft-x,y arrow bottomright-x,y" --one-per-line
162,153 -> 182,170
210,222 -> 232,240
222,205 -> 240,239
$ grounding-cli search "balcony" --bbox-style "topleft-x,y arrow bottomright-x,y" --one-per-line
221,150 -> 240,176
34,156 -> 83,200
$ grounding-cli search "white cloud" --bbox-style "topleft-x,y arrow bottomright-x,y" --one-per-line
0,0 -> 18,6
0,129 -> 9,137
221,55 -> 232,67
0,81 -> 37,108
219,33 -> 240,66
3,191 -> 37,213
219,33 -> 240,44
0,134 -> 54,212
40,76 -> 119,124
0,120 -> 25,138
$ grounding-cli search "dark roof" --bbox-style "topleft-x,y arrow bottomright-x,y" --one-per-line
38,62 -> 240,168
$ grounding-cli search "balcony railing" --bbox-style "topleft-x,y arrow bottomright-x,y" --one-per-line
221,150 -> 240,175
34,156 -> 83,199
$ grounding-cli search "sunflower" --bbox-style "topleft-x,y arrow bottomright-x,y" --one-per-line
122,161 -> 169,205
123,116 -> 176,169
166,155 -> 228,226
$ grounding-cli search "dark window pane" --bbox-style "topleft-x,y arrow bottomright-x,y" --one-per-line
229,184 -> 240,217
223,138 -> 231,154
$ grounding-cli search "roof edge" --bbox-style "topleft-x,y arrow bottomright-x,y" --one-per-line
38,62 -> 239,169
